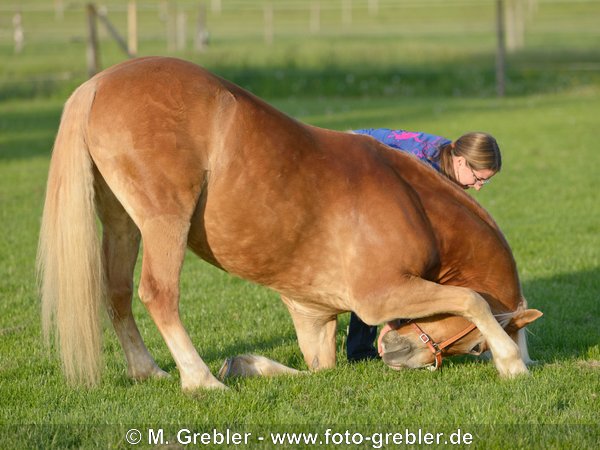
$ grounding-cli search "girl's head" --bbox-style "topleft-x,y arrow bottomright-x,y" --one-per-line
440,132 -> 502,191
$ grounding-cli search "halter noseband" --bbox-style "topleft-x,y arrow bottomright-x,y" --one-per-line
410,321 -> 478,370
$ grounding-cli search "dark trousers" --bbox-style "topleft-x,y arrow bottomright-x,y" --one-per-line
346,312 -> 379,361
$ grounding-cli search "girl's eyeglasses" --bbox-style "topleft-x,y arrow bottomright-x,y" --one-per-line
469,166 -> 491,185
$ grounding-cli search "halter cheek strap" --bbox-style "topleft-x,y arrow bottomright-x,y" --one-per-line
411,321 -> 478,370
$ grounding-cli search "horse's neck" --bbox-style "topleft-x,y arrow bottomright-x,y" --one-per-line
395,156 -> 522,311
431,202 -> 522,310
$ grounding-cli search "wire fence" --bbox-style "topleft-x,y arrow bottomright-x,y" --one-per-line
0,0 -> 598,97
3,0 -> 596,50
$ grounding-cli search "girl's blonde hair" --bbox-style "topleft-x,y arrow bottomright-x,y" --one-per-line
439,132 -> 502,184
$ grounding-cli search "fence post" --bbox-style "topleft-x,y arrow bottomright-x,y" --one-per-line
496,0 -> 506,97
86,4 -> 100,77
13,11 -> 25,54
128,0 -> 138,57
97,7 -> 134,57
264,3 -> 273,45
195,3 -> 209,52
368,0 -> 378,16
54,0 -> 65,20
342,0 -> 352,26
159,0 -> 168,21
310,2 -> 320,34
506,0 -> 525,52
166,2 -> 176,51
176,8 -> 187,51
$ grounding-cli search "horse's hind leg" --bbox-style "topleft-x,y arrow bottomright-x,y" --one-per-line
96,179 -> 168,380
218,355 -> 302,379
138,216 -> 225,390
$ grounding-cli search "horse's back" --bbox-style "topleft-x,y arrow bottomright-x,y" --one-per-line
83,57 -> 440,308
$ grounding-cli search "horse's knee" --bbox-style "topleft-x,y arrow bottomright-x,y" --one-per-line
351,305 -> 380,326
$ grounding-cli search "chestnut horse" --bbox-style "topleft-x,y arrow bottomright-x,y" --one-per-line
37,57 -> 541,390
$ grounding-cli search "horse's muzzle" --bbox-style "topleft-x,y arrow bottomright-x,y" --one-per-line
378,324 -> 432,370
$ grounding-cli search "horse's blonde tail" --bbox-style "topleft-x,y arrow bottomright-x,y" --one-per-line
37,79 -> 104,386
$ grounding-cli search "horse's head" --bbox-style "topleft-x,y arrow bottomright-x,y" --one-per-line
378,310 -> 542,370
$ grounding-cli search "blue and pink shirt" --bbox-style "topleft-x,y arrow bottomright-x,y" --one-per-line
353,128 -> 451,172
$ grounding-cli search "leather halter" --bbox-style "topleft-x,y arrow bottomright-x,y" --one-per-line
410,321 -> 478,370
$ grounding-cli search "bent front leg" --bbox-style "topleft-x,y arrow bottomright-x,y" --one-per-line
281,296 -> 338,370
356,277 -> 527,378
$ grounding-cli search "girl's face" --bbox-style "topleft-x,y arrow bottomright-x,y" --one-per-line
453,156 -> 495,191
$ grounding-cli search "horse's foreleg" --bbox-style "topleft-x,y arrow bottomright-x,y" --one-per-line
138,215 -> 225,390
97,180 -> 168,381
282,296 -> 337,371
217,294 -> 337,379
358,278 -> 527,378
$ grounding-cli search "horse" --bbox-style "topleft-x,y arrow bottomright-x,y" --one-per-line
37,57 -> 541,391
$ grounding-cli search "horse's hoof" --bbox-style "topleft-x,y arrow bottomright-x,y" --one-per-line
182,376 -> 228,391
129,366 -> 170,381
497,358 -> 529,378
152,368 -> 171,379
217,355 -> 262,379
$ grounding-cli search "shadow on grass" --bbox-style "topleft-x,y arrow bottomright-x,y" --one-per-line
2,47 -> 598,102
522,267 -> 600,363
212,48 -> 600,100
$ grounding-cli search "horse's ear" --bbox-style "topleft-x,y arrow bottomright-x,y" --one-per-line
505,309 -> 543,333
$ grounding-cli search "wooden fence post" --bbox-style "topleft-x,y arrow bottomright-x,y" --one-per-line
97,7 -> 133,57
264,4 -> 273,45
368,0 -> 378,16
342,0 -> 352,26
54,0 -> 65,20
496,0 -> 506,97
86,4 -> 100,77
176,8 -> 187,51
13,11 -> 25,54
310,2 -> 320,34
128,0 -> 138,57
211,0 -> 222,14
506,0 -> 525,52
195,3 -> 209,52
166,2 -> 176,51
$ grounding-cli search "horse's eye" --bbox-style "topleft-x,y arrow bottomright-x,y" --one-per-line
470,343 -> 482,354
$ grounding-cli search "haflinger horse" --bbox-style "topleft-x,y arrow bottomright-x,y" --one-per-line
37,57 -> 541,391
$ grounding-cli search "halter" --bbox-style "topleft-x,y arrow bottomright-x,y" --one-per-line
410,321 -> 478,370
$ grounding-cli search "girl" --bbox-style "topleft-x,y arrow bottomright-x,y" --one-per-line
347,128 -> 502,361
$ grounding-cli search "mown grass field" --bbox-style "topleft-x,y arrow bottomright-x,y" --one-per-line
1,1 -> 599,448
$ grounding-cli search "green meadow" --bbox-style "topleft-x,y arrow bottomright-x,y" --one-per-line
1,1 -> 598,448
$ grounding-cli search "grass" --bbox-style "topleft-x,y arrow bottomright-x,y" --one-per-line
1,1 -> 599,448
